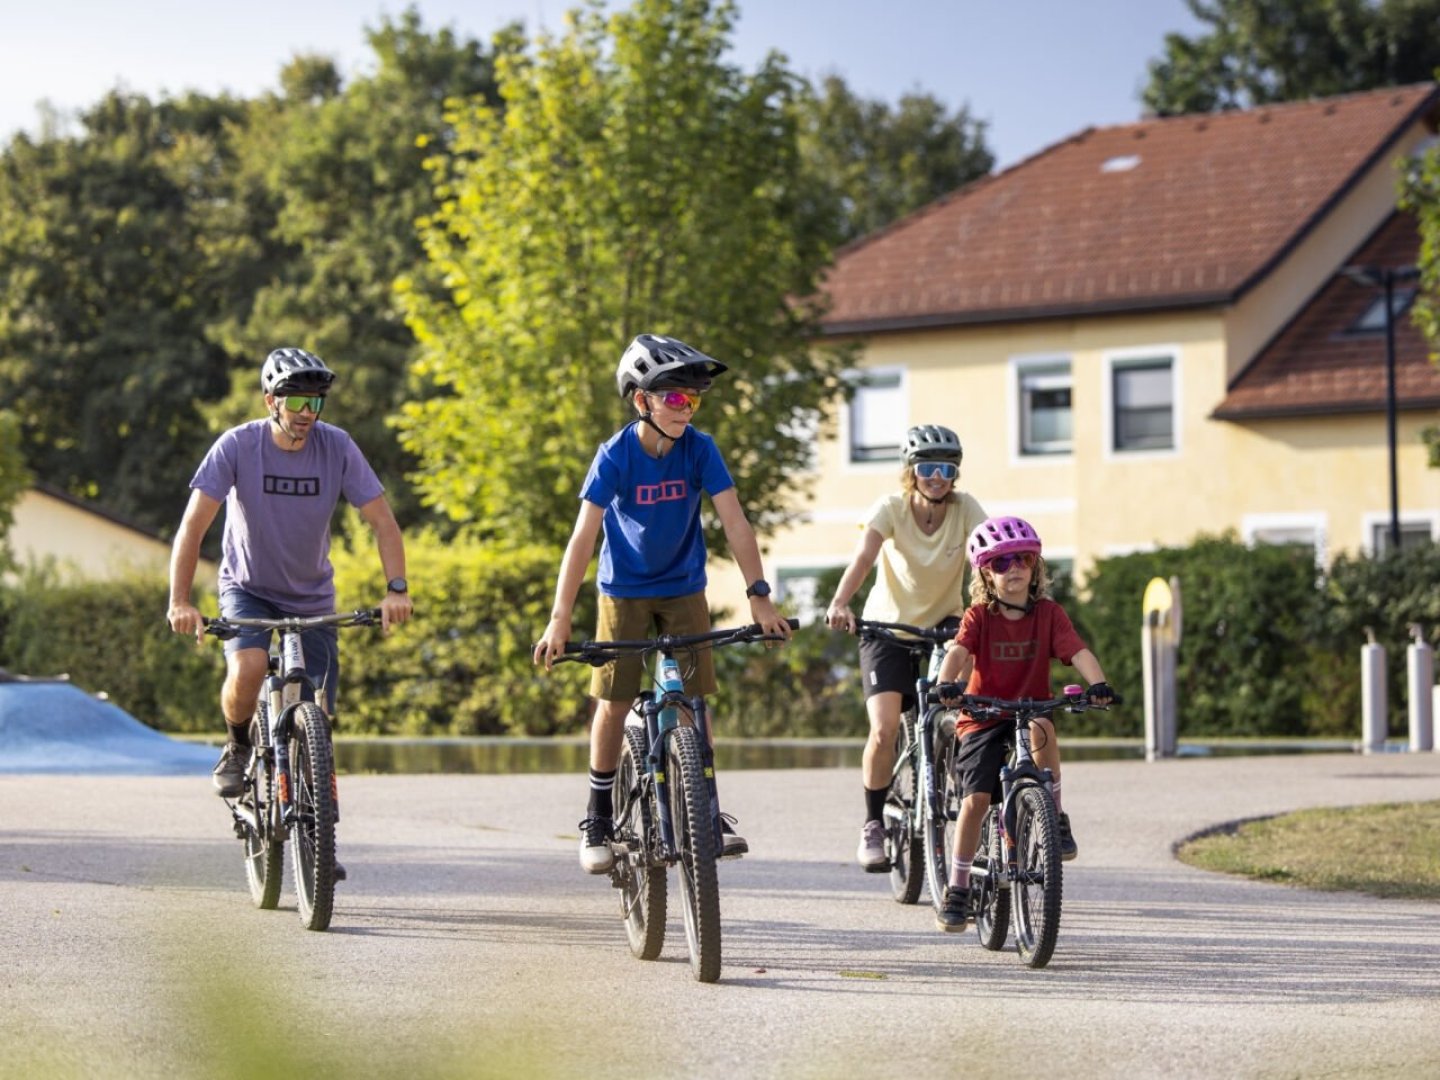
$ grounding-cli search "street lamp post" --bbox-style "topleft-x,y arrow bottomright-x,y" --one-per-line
1341,263 -> 1420,553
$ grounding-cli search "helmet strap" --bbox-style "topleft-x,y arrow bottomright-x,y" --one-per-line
994,596 -> 1033,615
270,404 -> 307,448
637,409 -> 676,454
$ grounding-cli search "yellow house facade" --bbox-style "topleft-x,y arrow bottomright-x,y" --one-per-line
713,84 -> 1440,618
7,483 -> 215,583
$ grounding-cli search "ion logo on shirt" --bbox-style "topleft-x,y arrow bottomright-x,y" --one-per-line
263,475 -> 322,497
635,480 -> 687,505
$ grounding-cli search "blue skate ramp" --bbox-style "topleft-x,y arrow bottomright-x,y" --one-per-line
0,677 -> 215,775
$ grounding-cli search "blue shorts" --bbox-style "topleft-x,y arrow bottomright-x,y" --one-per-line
219,588 -> 339,714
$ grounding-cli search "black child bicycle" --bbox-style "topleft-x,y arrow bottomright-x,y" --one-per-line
930,682 -> 1119,968
203,609 -> 381,932
555,620 -> 795,983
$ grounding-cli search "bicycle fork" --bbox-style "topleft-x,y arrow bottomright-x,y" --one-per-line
642,658 -> 724,860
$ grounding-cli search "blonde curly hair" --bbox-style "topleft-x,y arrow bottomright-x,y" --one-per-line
969,555 -> 1053,611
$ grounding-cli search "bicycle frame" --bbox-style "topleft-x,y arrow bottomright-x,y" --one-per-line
636,646 -> 719,862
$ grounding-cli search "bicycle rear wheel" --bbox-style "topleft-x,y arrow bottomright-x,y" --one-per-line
973,806 -> 1010,950
923,713 -> 958,913
886,715 -> 924,904
289,703 -> 337,932
241,715 -> 282,910
1013,784 -> 1062,968
615,725 -> 666,961
668,726 -> 721,983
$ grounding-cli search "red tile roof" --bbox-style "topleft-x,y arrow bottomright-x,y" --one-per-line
820,84 -> 1440,335
1215,211 -> 1440,418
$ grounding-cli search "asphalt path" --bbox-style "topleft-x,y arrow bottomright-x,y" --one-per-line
3,753 -> 1439,1079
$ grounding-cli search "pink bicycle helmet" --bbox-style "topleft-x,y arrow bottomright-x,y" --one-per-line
967,516 -> 1042,569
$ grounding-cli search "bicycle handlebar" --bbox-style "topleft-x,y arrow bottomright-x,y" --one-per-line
202,609 -> 384,641
851,618 -> 957,646
926,684 -> 1125,717
552,618 -> 800,667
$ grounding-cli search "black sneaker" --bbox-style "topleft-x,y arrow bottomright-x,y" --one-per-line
719,813 -> 748,859
936,886 -> 971,933
333,863 -> 347,883
578,816 -> 615,874
1057,812 -> 1078,862
212,741 -> 248,798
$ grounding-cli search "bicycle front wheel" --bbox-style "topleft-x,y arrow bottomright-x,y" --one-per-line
973,806 -> 1010,951
241,715 -> 282,910
615,725 -> 666,961
886,715 -> 924,904
1013,784 -> 1063,968
668,726 -> 721,983
923,713 -> 958,914
289,703 -> 338,932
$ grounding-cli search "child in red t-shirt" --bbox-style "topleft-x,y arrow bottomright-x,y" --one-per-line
933,516 -> 1113,933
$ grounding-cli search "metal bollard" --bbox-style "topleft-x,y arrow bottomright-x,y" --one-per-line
1407,624 -> 1433,752
1361,628 -> 1387,754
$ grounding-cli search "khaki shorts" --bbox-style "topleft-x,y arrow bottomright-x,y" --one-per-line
589,591 -> 717,702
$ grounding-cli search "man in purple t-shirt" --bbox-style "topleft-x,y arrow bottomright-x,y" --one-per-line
167,348 -> 413,800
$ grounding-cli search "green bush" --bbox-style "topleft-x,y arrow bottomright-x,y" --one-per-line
1077,533 -> 1325,738
328,529 -> 592,735
0,568 -> 222,731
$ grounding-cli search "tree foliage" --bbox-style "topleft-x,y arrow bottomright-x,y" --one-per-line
397,0 -> 851,552
204,9 -> 505,526
0,411 -> 30,569
1143,0 -> 1440,116
0,91 -> 255,533
795,75 -> 994,246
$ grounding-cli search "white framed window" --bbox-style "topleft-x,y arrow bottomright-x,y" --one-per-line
1012,356 -> 1072,458
846,367 -> 906,464
1105,349 -> 1177,455
1362,511 -> 1439,556
1242,513 -> 1327,566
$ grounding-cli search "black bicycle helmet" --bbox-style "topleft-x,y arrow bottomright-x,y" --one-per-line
615,334 -> 728,399
261,347 -> 337,396
902,424 -> 963,464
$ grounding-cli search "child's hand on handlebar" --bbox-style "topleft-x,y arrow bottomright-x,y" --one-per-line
533,614 -> 572,670
825,602 -> 855,633
749,596 -> 792,645
1086,681 -> 1114,707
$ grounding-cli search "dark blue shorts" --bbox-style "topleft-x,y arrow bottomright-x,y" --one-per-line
219,588 -> 339,713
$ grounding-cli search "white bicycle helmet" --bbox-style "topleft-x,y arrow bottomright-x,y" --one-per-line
615,334 -> 728,399
261,347 -> 337,395
902,424 -> 963,464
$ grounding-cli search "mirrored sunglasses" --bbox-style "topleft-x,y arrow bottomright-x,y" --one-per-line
282,394 -> 325,415
650,389 -> 701,412
988,551 -> 1037,573
914,461 -> 958,480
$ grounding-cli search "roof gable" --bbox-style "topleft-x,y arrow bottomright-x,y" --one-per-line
1215,210 -> 1440,419
821,84 -> 1440,334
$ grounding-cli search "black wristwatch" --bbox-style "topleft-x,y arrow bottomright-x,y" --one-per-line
745,579 -> 772,599
386,577 -> 409,594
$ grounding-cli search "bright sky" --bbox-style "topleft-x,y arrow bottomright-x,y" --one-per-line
0,0 -> 1204,170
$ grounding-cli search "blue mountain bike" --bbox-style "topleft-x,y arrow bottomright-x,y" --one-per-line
557,620 -> 794,983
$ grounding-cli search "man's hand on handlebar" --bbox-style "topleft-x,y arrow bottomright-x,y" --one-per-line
167,601 -> 206,644
379,589 -> 413,634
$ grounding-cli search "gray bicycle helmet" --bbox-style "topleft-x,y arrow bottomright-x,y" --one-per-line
902,424 -> 963,464
261,347 -> 337,396
615,334 -> 728,399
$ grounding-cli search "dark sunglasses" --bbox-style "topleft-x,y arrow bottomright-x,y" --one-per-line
914,461 -> 958,480
281,394 -> 325,415
649,389 -> 701,412
987,551 -> 1037,573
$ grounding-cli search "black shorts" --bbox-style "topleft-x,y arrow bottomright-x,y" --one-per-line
858,635 -> 926,710
953,722 -> 1011,801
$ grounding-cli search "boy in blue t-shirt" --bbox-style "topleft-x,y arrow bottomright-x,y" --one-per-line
534,334 -> 792,873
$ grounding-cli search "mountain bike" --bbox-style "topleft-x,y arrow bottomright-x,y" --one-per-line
556,620 -> 796,983
204,609 -> 381,932
931,683 -> 1118,968
851,619 -> 958,913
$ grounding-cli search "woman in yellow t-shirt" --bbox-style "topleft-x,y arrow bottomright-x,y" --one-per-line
825,425 -> 987,871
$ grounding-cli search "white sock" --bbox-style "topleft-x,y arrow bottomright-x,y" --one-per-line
1051,777 -> 1063,814
949,855 -> 973,890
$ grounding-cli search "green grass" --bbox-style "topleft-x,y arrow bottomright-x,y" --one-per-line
1177,801 -> 1440,901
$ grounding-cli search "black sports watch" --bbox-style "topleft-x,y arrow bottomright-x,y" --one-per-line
386,577 -> 409,594
745,579 -> 772,599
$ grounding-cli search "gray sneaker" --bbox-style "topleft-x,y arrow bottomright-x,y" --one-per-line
856,819 -> 888,872
212,742 -> 248,798
578,816 -> 615,874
